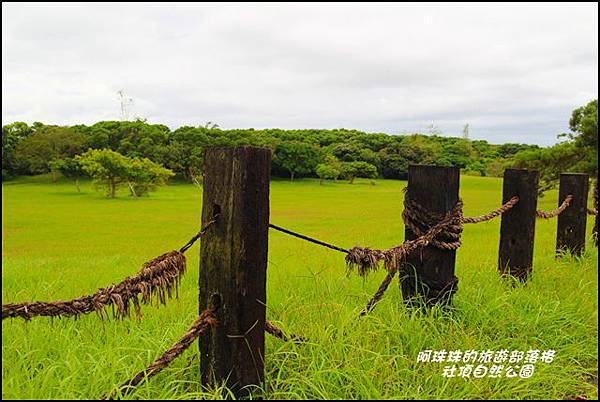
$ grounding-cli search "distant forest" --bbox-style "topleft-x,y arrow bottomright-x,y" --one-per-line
2,99 -> 597,192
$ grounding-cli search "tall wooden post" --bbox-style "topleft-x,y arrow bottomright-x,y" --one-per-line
556,173 -> 589,256
498,169 -> 539,281
400,165 -> 460,306
199,146 -> 271,397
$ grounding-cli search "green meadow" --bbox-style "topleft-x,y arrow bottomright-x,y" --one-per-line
2,175 -> 598,399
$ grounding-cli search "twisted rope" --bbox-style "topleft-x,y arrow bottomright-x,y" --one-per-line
346,193 -> 464,276
536,194 -> 573,219
179,217 -> 218,253
268,223 -> 349,254
2,220 -> 217,321
265,320 -> 306,344
104,309 -> 217,400
461,196 -> 519,223
359,269 -> 397,317
2,251 -> 186,320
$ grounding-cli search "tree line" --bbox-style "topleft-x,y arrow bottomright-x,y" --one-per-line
2,99 -> 596,195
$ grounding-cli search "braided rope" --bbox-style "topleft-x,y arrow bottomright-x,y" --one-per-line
104,309 -> 217,400
462,196 -> 520,223
536,194 -> 573,219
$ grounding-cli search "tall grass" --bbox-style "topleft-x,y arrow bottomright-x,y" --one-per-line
2,175 -> 597,399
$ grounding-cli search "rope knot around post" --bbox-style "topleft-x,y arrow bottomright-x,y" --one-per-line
346,191 -> 464,276
402,193 -> 464,250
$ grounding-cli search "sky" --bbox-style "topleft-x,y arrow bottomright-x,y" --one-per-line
2,2 -> 598,146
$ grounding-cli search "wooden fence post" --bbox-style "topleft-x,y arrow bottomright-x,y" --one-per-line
199,146 -> 271,397
556,173 -> 589,256
498,168 -> 539,281
400,165 -> 460,306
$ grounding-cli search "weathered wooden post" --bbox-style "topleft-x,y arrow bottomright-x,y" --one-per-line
400,165 -> 460,306
498,168 -> 539,281
556,173 -> 589,256
199,146 -> 271,397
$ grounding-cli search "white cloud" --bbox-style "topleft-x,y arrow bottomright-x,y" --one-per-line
2,2 -> 597,145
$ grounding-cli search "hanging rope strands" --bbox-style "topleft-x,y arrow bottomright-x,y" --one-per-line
104,309 -> 217,400
2,251 -> 186,320
346,193 -> 464,276
536,194 -> 573,219
461,196 -> 520,223
2,219 -> 218,321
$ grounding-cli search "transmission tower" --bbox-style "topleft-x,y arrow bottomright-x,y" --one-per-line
117,90 -> 134,121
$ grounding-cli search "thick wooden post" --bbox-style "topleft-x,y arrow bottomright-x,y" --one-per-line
498,168 -> 539,281
400,165 -> 460,306
199,146 -> 271,396
556,173 -> 589,256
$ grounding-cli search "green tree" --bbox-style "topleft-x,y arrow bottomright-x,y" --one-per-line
341,161 -> 378,184
125,157 -> 174,197
315,158 -> 341,185
77,149 -> 131,198
163,126 -> 212,180
49,157 -> 85,192
15,126 -> 87,174
513,99 -> 598,193
513,142 -> 585,194
568,99 -> 598,151
14,125 -> 87,177
273,141 -> 321,180
2,122 -> 33,179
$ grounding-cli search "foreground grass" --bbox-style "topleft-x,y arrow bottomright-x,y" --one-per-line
2,175 -> 598,399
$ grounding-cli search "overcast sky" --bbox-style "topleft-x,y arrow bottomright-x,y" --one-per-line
2,2 -> 598,145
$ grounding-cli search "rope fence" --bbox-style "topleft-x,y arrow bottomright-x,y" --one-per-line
3,149 -> 597,400
271,193 -> 582,278
269,190 -> 589,316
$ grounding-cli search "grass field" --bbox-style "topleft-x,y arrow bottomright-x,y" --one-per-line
2,175 -> 598,400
